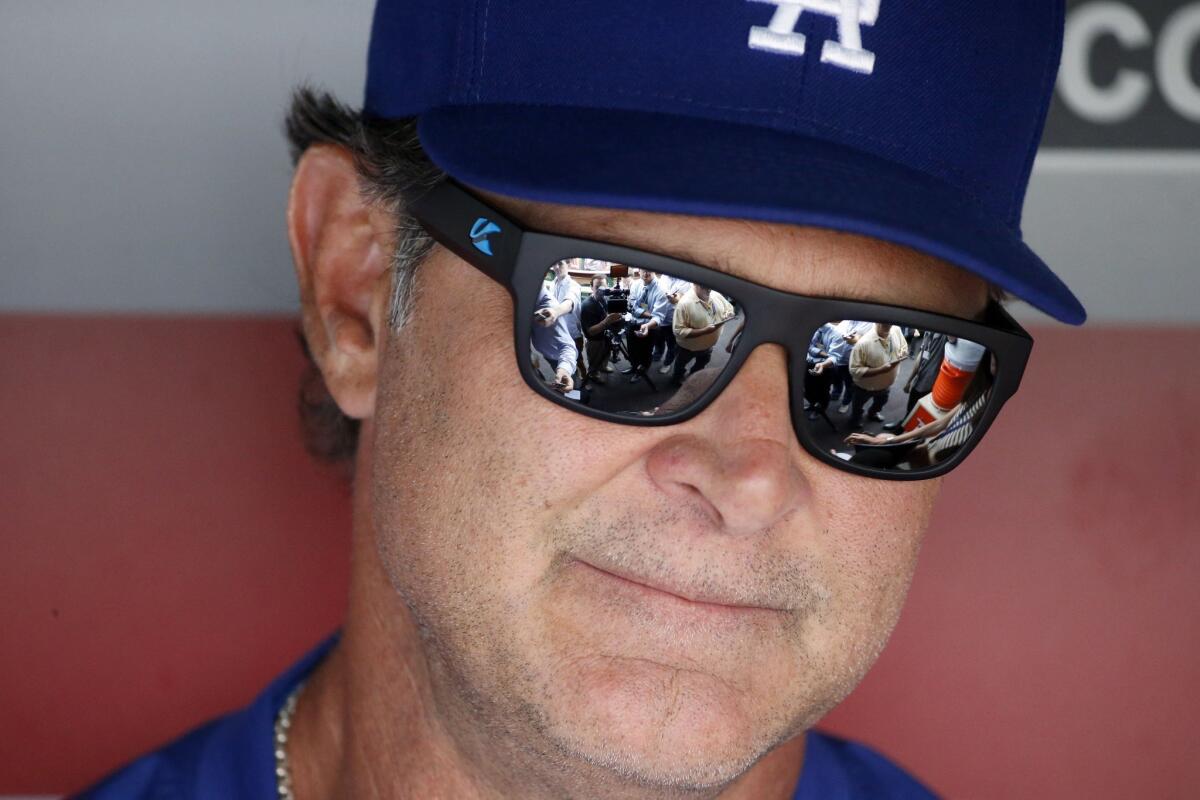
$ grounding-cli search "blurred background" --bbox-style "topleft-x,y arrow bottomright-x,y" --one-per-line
2,1 -> 1198,797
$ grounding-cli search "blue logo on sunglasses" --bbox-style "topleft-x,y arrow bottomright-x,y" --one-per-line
470,217 -> 501,256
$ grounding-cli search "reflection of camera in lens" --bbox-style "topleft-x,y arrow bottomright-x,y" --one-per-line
602,288 -> 629,315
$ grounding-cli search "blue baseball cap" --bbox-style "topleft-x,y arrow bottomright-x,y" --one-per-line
364,0 -> 1085,324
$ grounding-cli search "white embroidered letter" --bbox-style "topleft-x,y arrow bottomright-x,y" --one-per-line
747,0 -> 881,75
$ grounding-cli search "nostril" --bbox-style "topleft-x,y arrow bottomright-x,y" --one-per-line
679,481 -> 725,528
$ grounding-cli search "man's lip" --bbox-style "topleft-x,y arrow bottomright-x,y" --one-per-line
573,560 -> 786,613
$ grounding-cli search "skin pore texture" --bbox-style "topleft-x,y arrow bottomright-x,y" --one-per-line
285,145 -> 988,800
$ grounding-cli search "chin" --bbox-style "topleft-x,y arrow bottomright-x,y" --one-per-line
537,654 -> 786,790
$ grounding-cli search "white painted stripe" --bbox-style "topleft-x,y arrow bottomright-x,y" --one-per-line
1035,150 -> 1200,173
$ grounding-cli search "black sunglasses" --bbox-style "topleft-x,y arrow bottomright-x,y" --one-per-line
410,180 -> 1031,481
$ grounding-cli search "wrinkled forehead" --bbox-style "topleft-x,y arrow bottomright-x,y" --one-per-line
484,189 -> 989,320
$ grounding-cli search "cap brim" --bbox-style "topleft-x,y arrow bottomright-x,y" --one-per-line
417,105 -> 1085,325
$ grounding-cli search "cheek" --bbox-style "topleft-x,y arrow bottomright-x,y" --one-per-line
806,470 -> 938,667
368,264 -> 600,645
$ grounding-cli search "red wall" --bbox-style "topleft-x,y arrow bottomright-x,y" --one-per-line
2,316 -> 1198,797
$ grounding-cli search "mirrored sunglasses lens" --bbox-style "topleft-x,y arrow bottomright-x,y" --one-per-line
799,321 -> 995,473
529,260 -> 744,417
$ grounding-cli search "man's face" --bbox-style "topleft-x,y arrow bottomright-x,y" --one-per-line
876,322 -> 892,337
695,284 -> 711,302
368,195 -> 986,791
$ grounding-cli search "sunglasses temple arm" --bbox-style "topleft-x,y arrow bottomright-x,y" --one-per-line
409,180 -> 522,286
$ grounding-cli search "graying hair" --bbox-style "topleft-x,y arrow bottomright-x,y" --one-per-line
284,86 -> 445,465
284,85 -> 444,329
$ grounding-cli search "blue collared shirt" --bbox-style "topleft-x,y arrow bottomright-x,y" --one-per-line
531,285 -> 578,375
634,279 -> 671,327
807,322 -> 848,365
551,273 -> 583,339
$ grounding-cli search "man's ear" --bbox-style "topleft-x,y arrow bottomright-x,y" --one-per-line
287,144 -> 394,420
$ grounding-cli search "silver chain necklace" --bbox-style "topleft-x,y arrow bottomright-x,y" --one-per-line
273,682 -> 306,799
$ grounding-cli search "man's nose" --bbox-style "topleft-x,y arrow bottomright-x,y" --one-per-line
644,345 -> 809,535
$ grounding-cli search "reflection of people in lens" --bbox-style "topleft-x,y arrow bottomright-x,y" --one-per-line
844,372 -> 992,470
655,272 -> 692,374
626,269 -> 644,301
670,284 -> 734,387
847,323 -> 908,429
832,320 -> 871,412
889,331 -> 948,430
804,322 -> 848,420
580,276 -> 624,386
534,261 -> 585,381
625,270 -> 670,384
531,285 -> 578,393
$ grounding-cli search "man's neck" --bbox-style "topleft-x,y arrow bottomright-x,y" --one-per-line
287,499 -> 513,799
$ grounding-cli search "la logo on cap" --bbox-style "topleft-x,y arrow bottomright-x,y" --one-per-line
748,0 -> 881,74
